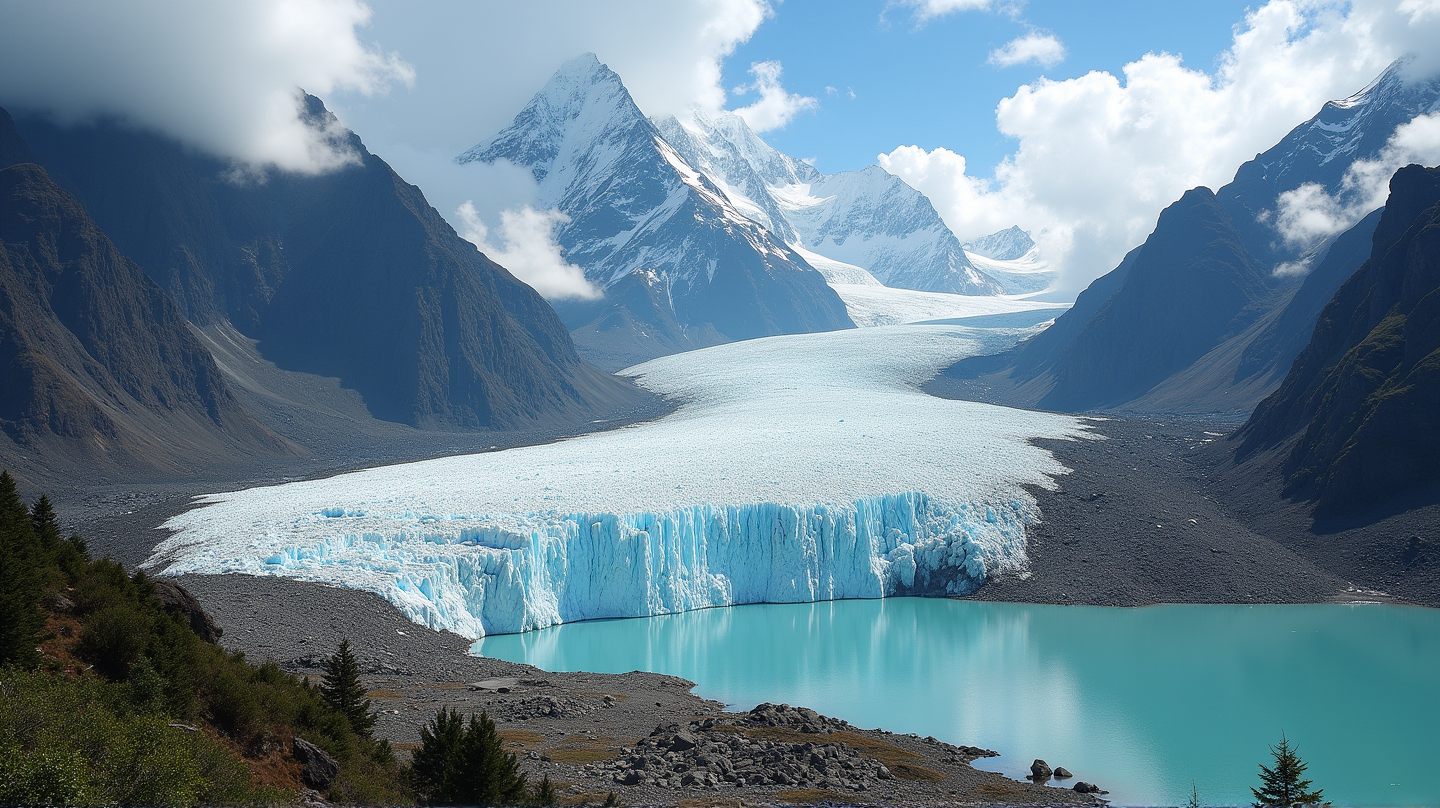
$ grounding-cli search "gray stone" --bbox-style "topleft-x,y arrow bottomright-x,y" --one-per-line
293,738 -> 339,791
1030,759 -> 1053,780
1054,766 -> 1073,779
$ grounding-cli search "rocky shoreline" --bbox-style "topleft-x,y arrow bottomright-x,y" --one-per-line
172,574 -> 1101,806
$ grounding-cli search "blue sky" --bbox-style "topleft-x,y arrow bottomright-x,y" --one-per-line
725,1 -> 1256,174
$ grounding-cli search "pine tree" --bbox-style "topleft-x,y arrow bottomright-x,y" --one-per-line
534,774 -> 557,806
1252,732 -> 1323,807
412,707 -> 466,803
411,708 -> 528,805
0,471 -> 45,669
1186,780 -> 1202,808
455,711 -> 527,806
30,495 -> 61,552
320,639 -> 375,738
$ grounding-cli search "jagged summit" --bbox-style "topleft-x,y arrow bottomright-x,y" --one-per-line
460,54 -> 852,368
964,226 -> 1036,261
660,110 -> 1003,295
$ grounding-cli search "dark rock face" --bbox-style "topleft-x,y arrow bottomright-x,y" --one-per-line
6,98 -> 640,430
1036,188 -> 1272,410
1240,164 -> 1440,512
1029,759 -> 1053,780
292,737 -> 340,791
1054,766 -> 1073,779
151,579 -> 223,642
0,160 -> 290,468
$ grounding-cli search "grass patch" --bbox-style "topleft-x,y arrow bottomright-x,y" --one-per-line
775,788 -> 848,804
544,735 -> 631,765
498,729 -> 546,749
975,781 -> 1035,801
367,689 -> 403,700
676,797 -> 748,808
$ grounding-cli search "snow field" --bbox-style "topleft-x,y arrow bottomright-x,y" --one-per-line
147,324 -> 1095,638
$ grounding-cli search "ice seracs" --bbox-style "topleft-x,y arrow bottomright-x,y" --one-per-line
147,323 -> 1095,639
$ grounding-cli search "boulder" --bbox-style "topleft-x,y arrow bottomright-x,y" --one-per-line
1054,767 -> 1073,779
151,580 -> 223,643
1030,759 -> 1053,779
293,738 -> 340,791
1074,781 -> 1107,794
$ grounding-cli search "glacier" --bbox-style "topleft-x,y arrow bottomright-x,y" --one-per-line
146,323 -> 1095,638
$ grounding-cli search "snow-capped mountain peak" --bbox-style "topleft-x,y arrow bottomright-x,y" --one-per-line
963,226 -> 1036,261
458,54 -> 851,366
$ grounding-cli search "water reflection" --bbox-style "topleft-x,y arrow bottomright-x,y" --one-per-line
475,599 -> 1440,806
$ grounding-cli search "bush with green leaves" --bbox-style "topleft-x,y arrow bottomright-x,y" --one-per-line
0,471 -> 408,805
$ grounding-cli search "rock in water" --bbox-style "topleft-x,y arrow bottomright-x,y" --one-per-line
293,738 -> 339,791
151,580 -> 223,643
1053,766 -> 1073,778
1030,759 -> 1053,779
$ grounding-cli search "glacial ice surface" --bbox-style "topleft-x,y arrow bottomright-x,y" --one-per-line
147,324 -> 1095,638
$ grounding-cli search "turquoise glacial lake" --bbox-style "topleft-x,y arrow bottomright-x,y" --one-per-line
474,598 -> 1440,806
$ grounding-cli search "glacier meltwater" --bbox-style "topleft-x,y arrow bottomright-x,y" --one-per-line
146,324 -> 1095,638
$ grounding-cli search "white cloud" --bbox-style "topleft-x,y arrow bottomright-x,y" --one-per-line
1274,110 -> 1440,247
988,33 -> 1065,68
456,202 -> 600,301
732,61 -> 819,132
889,0 -> 998,23
880,0 -> 1440,292
0,0 -> 412,174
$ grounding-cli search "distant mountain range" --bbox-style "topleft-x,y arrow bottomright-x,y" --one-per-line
940,60 -> 1440,418
459,54 -> 1038,368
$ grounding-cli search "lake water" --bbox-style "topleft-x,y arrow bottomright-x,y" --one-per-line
474,598 -> 1440,806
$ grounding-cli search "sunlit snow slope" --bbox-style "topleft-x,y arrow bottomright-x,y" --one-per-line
147,325 -> 1093,638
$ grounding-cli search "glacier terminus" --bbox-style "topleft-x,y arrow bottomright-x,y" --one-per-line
146,323 -> 1096,638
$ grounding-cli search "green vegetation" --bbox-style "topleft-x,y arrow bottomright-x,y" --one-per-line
1252,733 -> 1323,807
411,707 -> 528,806
0,471 -> 403,805
321,639 -> 377,739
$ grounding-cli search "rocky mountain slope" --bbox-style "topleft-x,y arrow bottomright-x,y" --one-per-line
656,110 -> 1002,295
1239,163 -> 1440,511
459,55 -> 852,368
8,97 -> 641,431
939,61 -> 1440,416
0,158 -> 292,474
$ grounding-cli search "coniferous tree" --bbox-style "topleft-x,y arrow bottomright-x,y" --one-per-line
320,639 -> 375,738
29,495 -> 60,552
411,707 -> 527,805
0,471 -> 45,669
1252,732 -> 1323,807
534,774 -> 557,806
454,710 -> 527,806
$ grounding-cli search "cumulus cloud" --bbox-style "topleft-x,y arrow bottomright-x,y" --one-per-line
732,61 -> 819,132
456,202 -> 600,301
989,33 -> 1066,68
0,0 -> 413,174
1274,110 -> 1440,247
880,0 -> 1440,292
